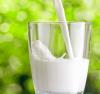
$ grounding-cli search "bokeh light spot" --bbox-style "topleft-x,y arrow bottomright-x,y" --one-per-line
0,33 -> 13,42
19,0 -> 28,6
9,56 -> 22,71
0,22 -> 10,32
93,42 -> 100,55
84,0 -> 93,7
75,10 -> 95,21
5,84 -> 22,94
16,11 -> 27,22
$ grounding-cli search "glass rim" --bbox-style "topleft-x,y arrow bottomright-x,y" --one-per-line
29,21 -> 92,25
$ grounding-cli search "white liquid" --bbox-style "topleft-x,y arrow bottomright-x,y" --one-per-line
32,40 -> 56,61
30,40 -> 89,93
53,0 -> 74,58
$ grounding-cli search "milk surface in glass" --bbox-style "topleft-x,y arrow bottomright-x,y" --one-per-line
30,40 -> 89,94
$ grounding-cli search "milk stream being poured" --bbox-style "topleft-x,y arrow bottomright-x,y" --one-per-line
31,40 -> 89,93
53,0 -> 74,58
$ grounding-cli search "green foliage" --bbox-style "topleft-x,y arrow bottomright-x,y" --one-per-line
0,0 -> 100,94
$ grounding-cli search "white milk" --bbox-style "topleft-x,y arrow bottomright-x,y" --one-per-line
30,40 -> 89,93
31,40 -> 56,61
53,0 -> 74,58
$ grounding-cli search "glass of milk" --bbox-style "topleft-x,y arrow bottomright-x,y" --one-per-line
28,22 -> 92,94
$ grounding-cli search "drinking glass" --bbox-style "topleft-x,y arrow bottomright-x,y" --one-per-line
28,22 -> 92,94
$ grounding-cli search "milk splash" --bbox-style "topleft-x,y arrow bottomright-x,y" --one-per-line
32,40 -> 56,61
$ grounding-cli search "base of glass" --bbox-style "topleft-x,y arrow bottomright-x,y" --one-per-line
35,91 -> 83,94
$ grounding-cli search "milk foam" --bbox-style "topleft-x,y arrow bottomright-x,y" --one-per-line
31,40 -> 89,93
32,40 -> 56,61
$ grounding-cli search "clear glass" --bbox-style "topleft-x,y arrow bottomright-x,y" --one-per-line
28,22 -> 92,94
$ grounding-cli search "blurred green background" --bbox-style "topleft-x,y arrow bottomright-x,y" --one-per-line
0,0 -> 100,94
